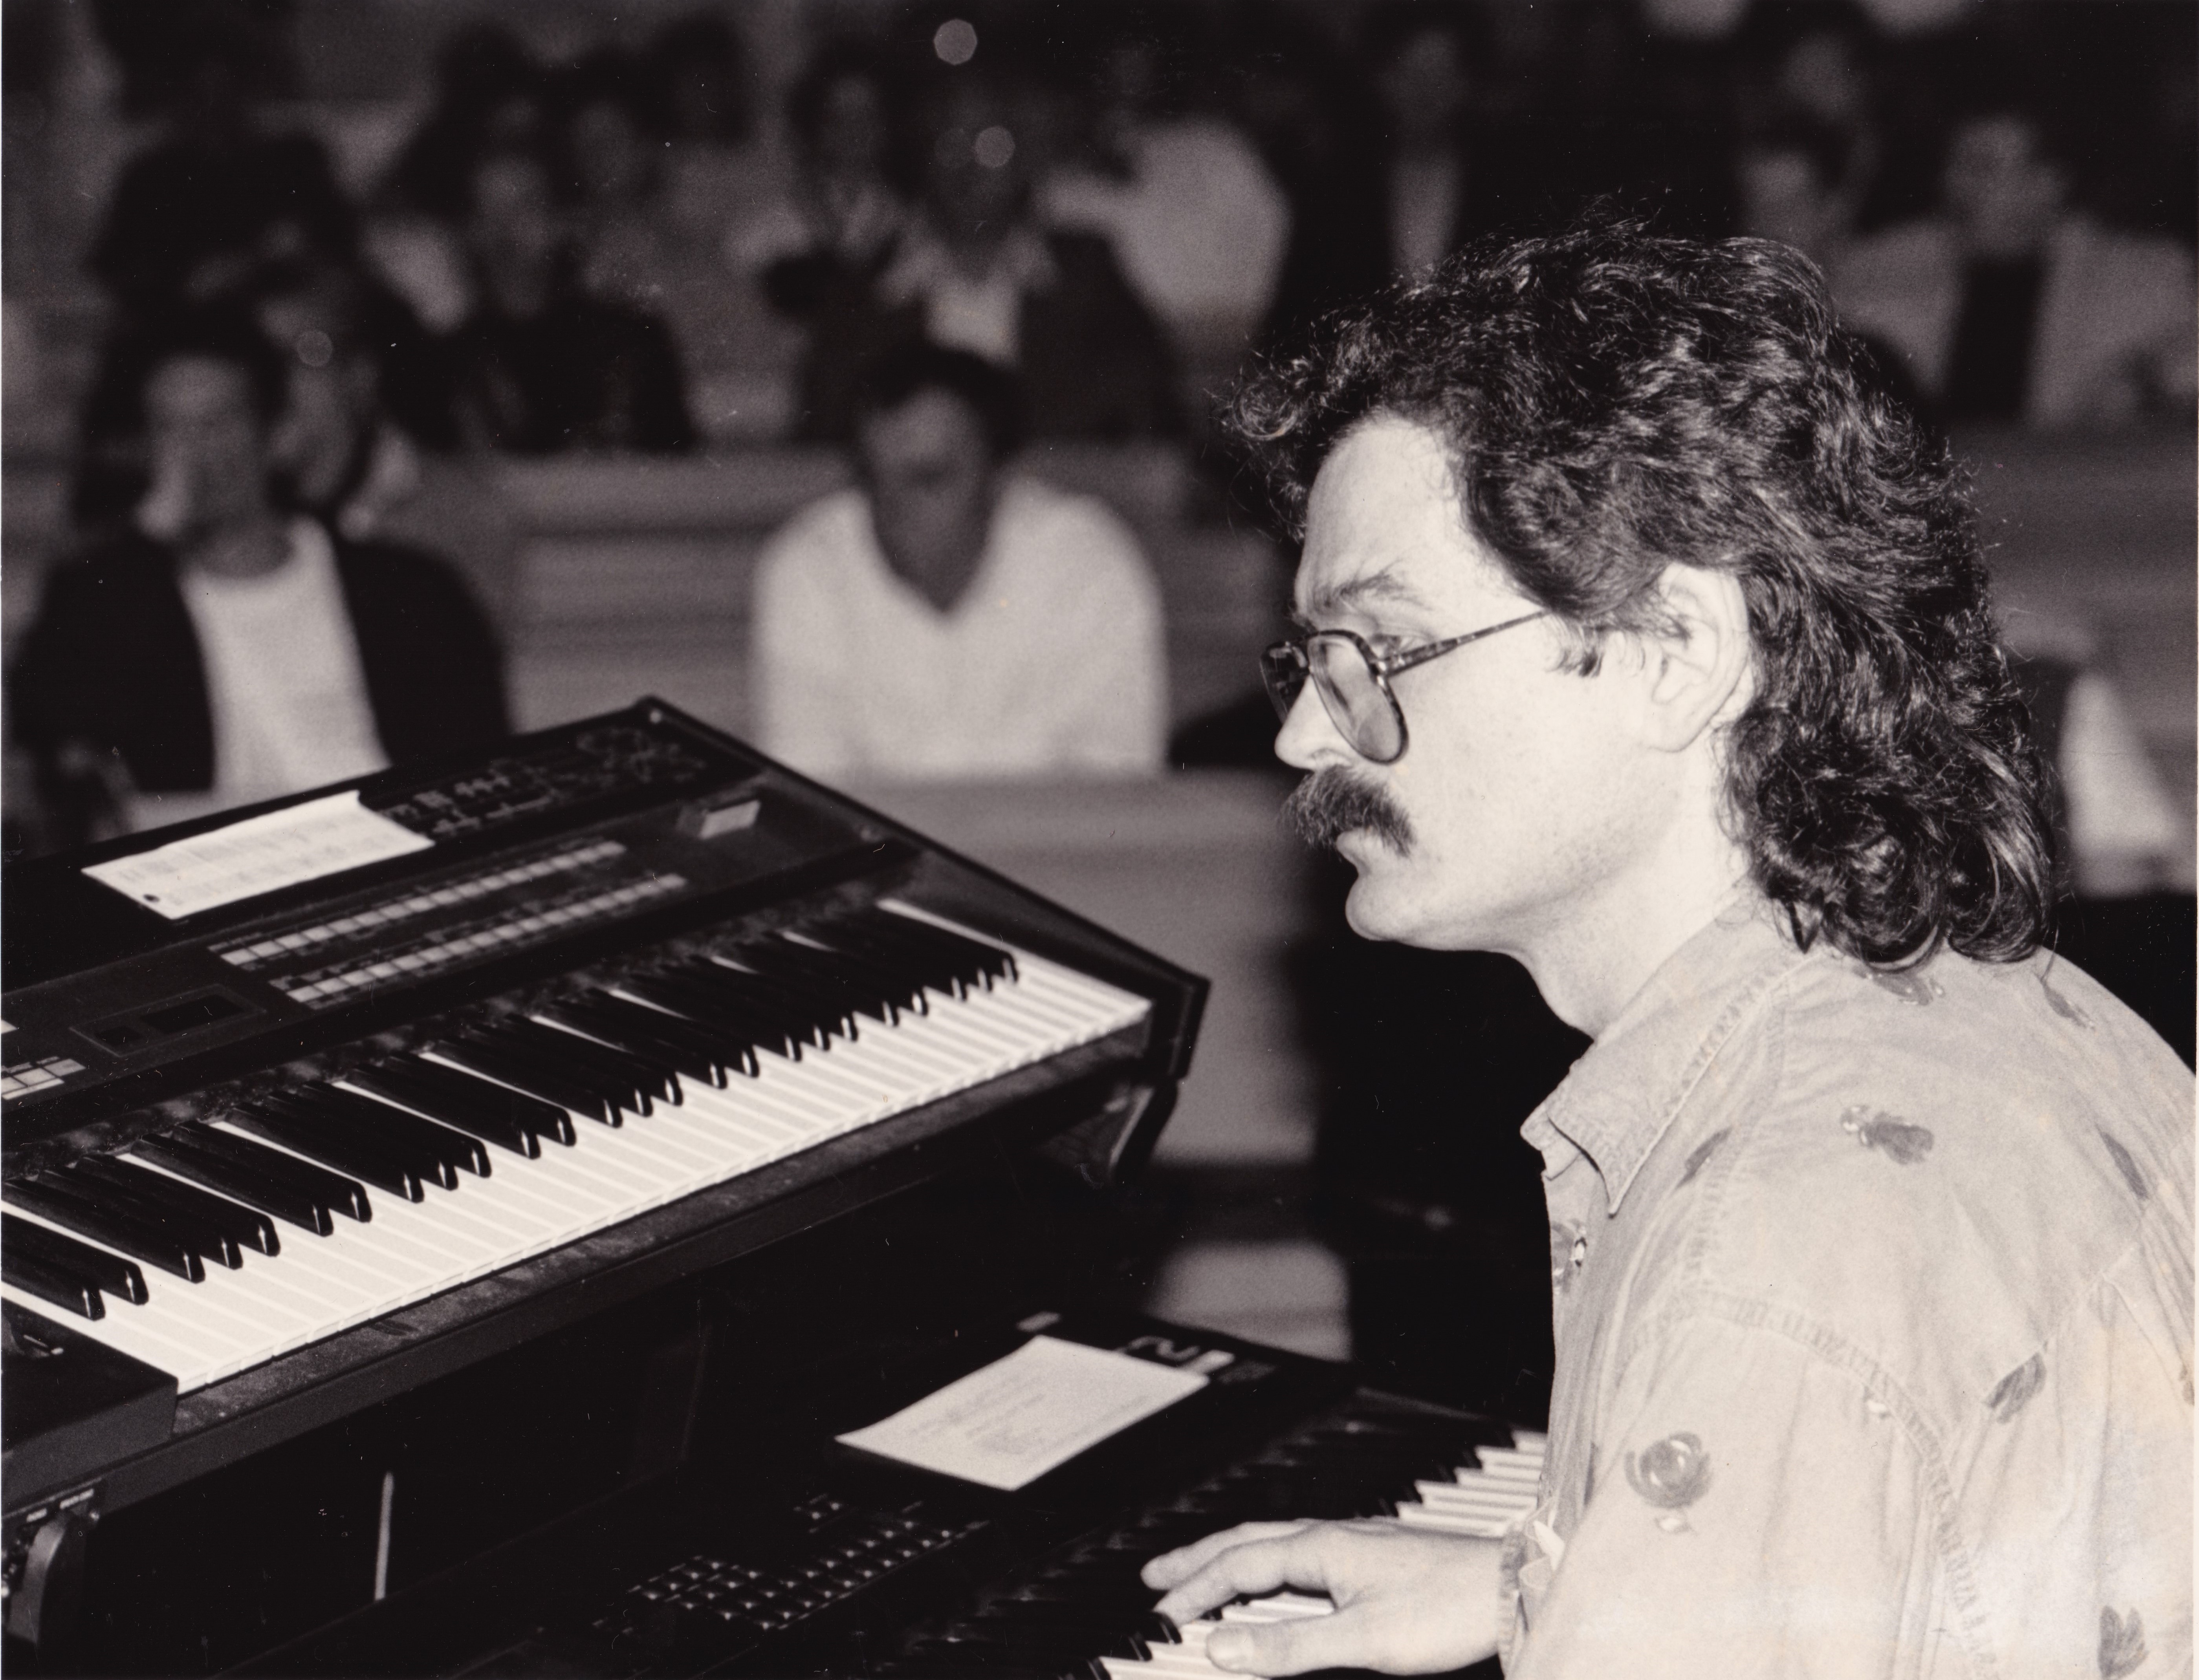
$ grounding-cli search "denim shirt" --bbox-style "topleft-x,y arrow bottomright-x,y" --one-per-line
1501,897 -> 2193,1679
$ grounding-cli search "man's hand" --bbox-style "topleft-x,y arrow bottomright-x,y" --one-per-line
1141,1519 -> 1506,1675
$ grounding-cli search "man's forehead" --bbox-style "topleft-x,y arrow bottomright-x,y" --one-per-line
1293,418 -> 1486,623
1294,566 -> 1434,628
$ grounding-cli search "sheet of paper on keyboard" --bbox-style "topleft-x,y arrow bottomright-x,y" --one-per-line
82,791 -> 432,920
836,1336 -> 1209,1491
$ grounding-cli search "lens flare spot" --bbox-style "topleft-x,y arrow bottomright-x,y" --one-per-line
933,18 -> 978,64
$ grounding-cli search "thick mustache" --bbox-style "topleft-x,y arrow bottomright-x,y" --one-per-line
1283,769 -> 1413,854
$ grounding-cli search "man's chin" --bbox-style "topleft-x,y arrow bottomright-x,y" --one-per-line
1340,869 -> 1414,942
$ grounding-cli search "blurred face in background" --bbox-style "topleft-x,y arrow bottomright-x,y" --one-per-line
1777,30 -> 1871,130
258,293 -> 379,511
1376,28 -> 1473,150
1943,115 -> 2065,258
812,73 -> 891,181
139,356 -> 273,547
1737,146 -> 1848,262
857,386 -> 999,611
467,152 -> 562,315
924,81 -> 1032,243
571,96 -> 656,206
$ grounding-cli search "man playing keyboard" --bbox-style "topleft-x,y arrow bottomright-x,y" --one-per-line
1141,225 -> 2191,1676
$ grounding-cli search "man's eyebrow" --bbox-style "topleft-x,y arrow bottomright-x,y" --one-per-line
1294,568 -> 1431,629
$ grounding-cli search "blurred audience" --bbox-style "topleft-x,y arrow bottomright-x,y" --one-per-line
1733,2 -> 1893,229
557,29 -> 799,442
1226,5 -> 1390,351
1838,101 -> 2197,428
1361,2 -> 1493,276
753,343 -> 1165,780
2011,650 -> 2187,900
86,0 -> 353,324
445,140 -> 696,454
1733,114 -> 1859,273
783,59 -> 1178,443
1039,13 -> 1288,365
368,23 -> 548,335
751,40 -> 916,435
247,259 -> 519,626
10,307 -> 507,844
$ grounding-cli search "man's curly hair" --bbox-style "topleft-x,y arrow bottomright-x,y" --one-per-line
1229,224 -> 2054,966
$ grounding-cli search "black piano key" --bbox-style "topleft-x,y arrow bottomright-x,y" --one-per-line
50,1161 -> 243,1266
225,1102 -> 427,1202
968,1605 -> 1176,1650
464,1019 -> 643,1120
677,961 -> 837,1050
259,1091 -> 457,1191
780,929 -> 931,1015
347,1058 -> 560,1155
811,917 -> 965,999
69,1156 -> 271,1259
987,1596 -> 1179,1645
599,994 -> 764,1080
951,1617 -> 1154,1662
627,970 -> 802,1060
130,1130 -> 362,1233
523,1013 -> 680,1107
683,953 -> 844,1035
2,1243 -> 105,1319
490,1017 -> 663,1114
767,936 -> 918,1021
545,995 -> 731,1089
288,1085 -> 492,1179
730,950 -> 884,1029
435,1034 -> 611,1127
720,944 -> 871,1033
591,991 -> 762,1080
820,915 -> 984,999
852,910 -> 1017,990
6,1177 -> 208,1281
2,1211 -> 149,1305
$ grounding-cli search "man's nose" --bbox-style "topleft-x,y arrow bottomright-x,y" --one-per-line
1274,679 -> 1353,773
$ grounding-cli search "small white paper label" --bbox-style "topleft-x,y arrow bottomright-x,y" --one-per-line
82,792 -> 433,920
836,1336 -> 1208,1491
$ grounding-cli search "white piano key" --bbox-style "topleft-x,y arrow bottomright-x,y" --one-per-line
0,1281 -> 217,1386
1470,1446 -> 1546,1475
1394,1503 -> 1511,1537
2,1203 -> 280,1379
126,1155 -> 392,1319
1221,1594 -> 1333,1623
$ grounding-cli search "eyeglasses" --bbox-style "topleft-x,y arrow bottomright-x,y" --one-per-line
1259,610 -> 1550,764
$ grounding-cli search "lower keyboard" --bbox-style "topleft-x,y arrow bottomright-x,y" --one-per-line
572,1388 -> 1542,1680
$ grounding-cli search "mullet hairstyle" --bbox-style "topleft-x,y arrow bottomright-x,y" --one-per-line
1229,224 -> 2054,966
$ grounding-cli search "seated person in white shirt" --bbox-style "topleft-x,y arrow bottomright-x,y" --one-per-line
11,305 -> 508,845
752,342 -> 1166,780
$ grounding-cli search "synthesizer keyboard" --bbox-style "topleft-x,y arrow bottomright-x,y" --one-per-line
1,704 -> 1206,1667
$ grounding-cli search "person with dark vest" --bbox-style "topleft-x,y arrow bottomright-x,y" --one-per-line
11,306 -> 508,847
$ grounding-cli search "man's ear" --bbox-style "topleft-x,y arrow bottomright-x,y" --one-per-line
1637,563 -> 1754,753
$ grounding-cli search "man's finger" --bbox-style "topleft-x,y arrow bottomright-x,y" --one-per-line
1202,1606 -> 1389,1677
1141,1521 -> 1311,1591
1151,1528 -> 1331,1625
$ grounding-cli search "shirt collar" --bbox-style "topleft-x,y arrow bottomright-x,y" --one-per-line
1522,895 -> 1815,1215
